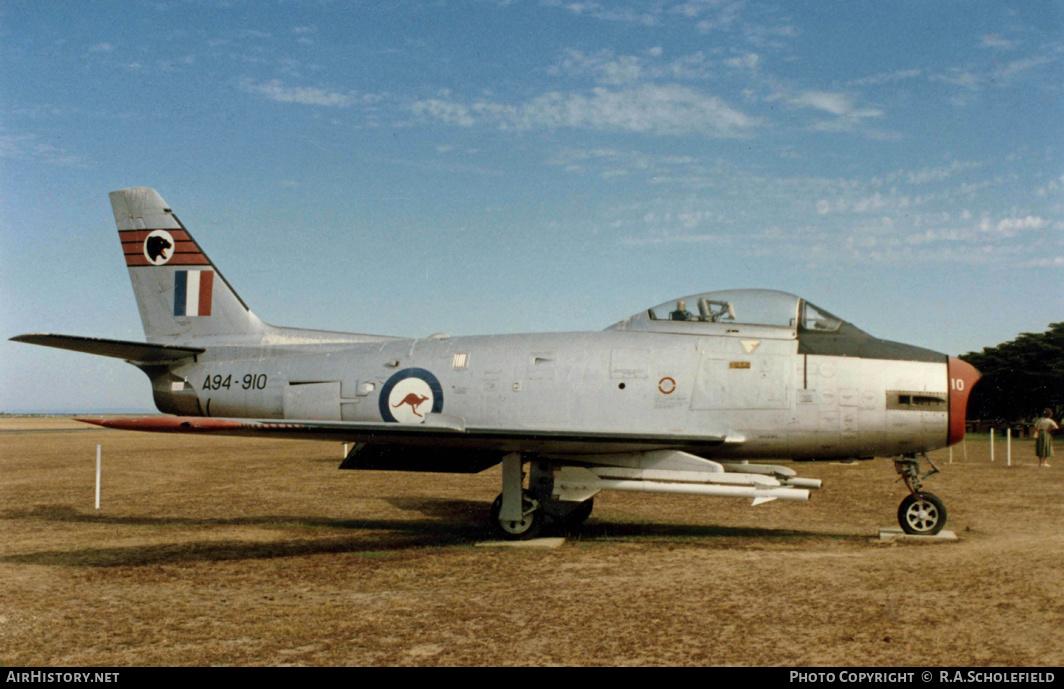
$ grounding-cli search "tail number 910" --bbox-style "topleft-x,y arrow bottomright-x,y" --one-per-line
203,373 -> 268,391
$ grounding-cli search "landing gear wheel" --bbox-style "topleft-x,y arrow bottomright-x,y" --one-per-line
557,498 -> 594,530
898,492 -> 947,536
490,492 -> 543,541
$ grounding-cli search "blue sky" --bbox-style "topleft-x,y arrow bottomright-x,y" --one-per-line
2,0 -> 1061,412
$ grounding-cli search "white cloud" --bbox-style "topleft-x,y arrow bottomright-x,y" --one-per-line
873,160 -> 984,186
411,98 -> 476,126
1035,174 -> 1064,197
983,215 -> 1047,236
776,90 -> 886,136
724,52 -> 760,70
1024,256 -> 1064,268
620,231 -> 731,246
551,49 -> 645,84
682,0 -> 744,32
544,0 -> 660,26
0,134 -> 84,166
930,46 -> 1058,94
583,165 -> 1056,270
550,48 -> 716,84
242,80 -> 376,107
980,34 -> 1017,50
742,22 -> 799,48
853,193 -> 888,213
663,51 -> 715,80
907,162 -> 977,185
789,91 -> 861,117
548,146 -> 702,181
995,54 -> 1058,81
931,69 -> 980,90
847,69 -> 922,87
413,85 -> 760,137
902,214 -> 1049,246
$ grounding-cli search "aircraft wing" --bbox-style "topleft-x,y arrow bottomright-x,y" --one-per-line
10,334 -> 204,363
77,415 -> 731,459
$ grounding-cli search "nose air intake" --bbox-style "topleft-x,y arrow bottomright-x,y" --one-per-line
947,357 -> 981,446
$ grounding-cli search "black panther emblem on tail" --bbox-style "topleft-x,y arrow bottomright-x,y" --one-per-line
142,230 -> 175,265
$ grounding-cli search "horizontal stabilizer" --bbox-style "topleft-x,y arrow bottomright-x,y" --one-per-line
11,334 -> 204,363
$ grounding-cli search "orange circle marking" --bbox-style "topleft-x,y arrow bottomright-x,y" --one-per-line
658,376 -> 676,395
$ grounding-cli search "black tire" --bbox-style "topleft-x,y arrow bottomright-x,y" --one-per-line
898,492 -> 947,536
557,498 -> 594,530
490,492 -> 543,540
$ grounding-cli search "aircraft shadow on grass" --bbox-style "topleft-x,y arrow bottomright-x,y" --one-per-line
0,501 -> 847,567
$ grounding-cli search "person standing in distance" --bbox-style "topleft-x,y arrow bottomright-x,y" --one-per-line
1033,409 -> 1059,468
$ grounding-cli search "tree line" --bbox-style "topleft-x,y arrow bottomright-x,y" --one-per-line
959,322 -> 1064,423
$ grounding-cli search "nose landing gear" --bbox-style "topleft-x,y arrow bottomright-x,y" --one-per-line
893,453 -> 947,535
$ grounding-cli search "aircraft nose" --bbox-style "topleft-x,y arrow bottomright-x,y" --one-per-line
947,357 -> 981,446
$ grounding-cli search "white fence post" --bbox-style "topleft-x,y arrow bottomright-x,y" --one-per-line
95,444 -> 101,510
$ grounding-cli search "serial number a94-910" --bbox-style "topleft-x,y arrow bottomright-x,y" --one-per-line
202,374 -> 268,391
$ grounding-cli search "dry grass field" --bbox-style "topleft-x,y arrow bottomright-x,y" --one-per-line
2,416 -> 1062,667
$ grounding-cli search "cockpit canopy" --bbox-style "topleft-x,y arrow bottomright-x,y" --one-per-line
604,288 -> 947,364
608,289 -> 845,336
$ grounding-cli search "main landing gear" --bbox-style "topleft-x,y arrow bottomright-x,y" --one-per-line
491,454 -> 595,540
490,491 -> 543,540
893,452 -> 948,536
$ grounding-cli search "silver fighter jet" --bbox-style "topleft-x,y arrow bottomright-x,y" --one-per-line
13,188 -> 981,539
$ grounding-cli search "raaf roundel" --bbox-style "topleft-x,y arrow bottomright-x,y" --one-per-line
12,187 -> 980,540
380,368 -> 444,423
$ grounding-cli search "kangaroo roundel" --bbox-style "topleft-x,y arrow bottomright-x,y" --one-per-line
143,229 -> 175,266
379,368 -> 444,423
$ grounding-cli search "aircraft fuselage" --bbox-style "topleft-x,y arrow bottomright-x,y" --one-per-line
152,325 -> 960,461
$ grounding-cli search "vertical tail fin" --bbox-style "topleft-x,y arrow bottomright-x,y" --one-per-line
110,187 -> 265,344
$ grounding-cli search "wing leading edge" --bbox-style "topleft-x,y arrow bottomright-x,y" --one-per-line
76,415 -> 731,457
